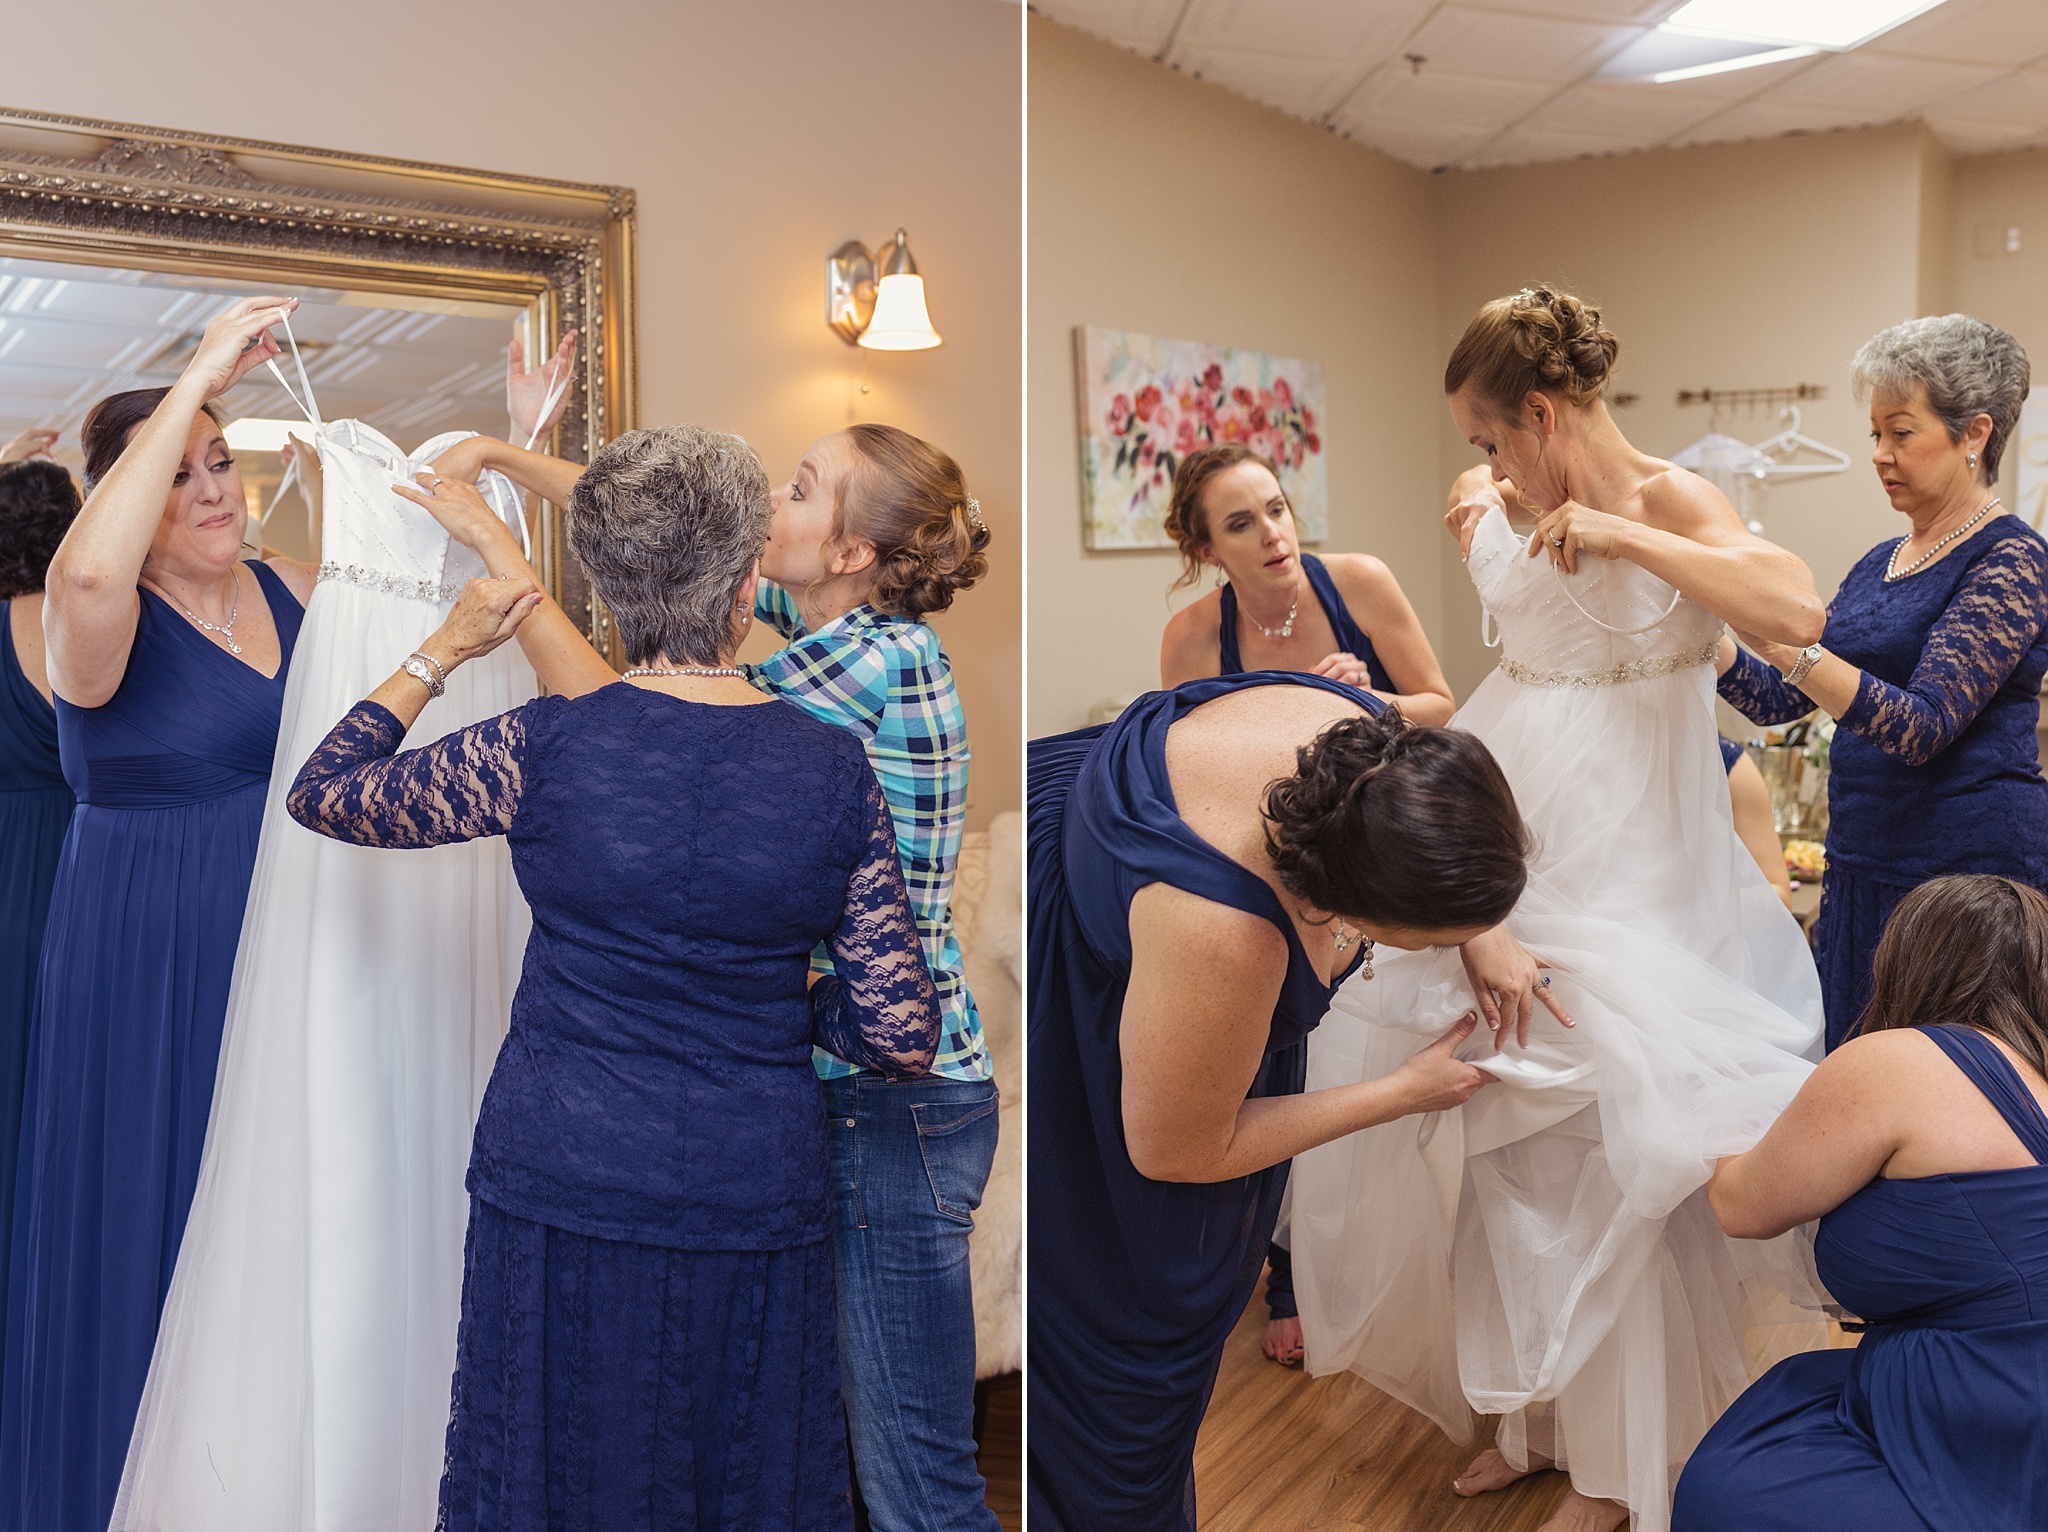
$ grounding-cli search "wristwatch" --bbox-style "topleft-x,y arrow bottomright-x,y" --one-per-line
1782,643 -> 1825,688
403,651 -> 448,699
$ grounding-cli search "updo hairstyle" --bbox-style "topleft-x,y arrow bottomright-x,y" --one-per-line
1162,442 -> 1289,593
0,459 -> 83,599
1264,709 -> 1530,931
837,423 -> 989,618
81,387 -> 226,497
1856,874 -> 2048,1075
1849,315 -> 2030,484
1444,285 -> 1620,415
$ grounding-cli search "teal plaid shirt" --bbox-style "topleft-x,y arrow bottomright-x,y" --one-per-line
745,582 -> 988,1082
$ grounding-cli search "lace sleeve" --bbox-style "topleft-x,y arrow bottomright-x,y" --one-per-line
1716,644 -> 1816,726
809,770 -> 941,1075
287,698 -> 532,848
1841,536 -> 2048,766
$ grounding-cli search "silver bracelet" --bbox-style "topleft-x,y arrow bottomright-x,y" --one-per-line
1782,643 -> 1825,689
403,651 -> 448,699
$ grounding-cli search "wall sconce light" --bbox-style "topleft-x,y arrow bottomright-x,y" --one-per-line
826,228 -> 942,351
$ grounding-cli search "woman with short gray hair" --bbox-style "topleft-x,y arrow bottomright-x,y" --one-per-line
1719,314 -> 2048,1050
284,423 -> 942,1531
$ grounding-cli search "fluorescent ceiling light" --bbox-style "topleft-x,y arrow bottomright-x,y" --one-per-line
1660,0 -> 1951,52
1652,44 -> 1821,82
223,417 -> 308,453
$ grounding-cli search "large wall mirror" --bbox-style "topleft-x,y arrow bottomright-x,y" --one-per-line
0,106 -> 636,656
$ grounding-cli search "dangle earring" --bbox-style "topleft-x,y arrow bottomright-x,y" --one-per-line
1969,452 -> 1979,469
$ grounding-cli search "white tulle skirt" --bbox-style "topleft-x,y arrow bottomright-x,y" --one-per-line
112,579 -> 533,1531
1291,662 -> 1827,1531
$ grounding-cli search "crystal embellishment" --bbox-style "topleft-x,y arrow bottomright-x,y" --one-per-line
317,561 -> 464,605
1499,639 -> 1721,689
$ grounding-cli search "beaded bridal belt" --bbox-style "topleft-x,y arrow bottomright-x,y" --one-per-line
1499,638 -> 1721,689
317,561 -> 465,605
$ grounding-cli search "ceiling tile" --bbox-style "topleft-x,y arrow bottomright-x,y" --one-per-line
1541,78 -> 1748,137
1338,119 -> 1497,170
1932,68 -> 2048,128
1457,0 -> 1669,19
1173,0 -> 1432,65
1763,51 -> 2004,115
1862,0 -> 2048,69
1462,123 -> 1651,167
1343,63 -> 1558,130
1924,111 -> 2048,153
1401,4 -> 1634,85
1174,43 -> 1369,119
1667,96 -> 1890,148
1032,0 -> 1192,55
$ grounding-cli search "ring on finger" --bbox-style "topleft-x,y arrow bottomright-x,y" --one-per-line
1536,975 -> 1552,989
1550,534 -> 1566,549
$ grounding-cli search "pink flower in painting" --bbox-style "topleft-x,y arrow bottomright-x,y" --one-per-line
1108,393 -> 1133,436
1302,406 -> 1316,429
1232,386 -> 1254,408
1306,432 -> 1322,455
1135,384 -> 1162,423
1273,377 -> 1294,406
1175,418 -> 1198,454
1154,402 -> 1177,436
1139,439 -> 1156,467
1249,407 -> 1267,431
1202,363 -> 1224,391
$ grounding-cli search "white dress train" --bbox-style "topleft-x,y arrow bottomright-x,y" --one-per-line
1291,508 -> 1827,1532
112,419 -> 536,1531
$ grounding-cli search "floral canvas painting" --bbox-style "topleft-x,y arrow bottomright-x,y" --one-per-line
1075,325 -> 1327,550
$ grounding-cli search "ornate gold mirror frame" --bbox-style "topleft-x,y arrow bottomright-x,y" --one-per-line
0,105 -> 636,655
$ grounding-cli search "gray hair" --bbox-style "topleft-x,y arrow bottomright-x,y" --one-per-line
1850,314 -> 2031,483
566,425 -> 771,666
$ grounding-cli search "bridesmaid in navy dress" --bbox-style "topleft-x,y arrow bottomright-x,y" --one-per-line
1028,671 -> 1557,1531
1680,874 -> 2048,1530
1157,443 -> 1455,721
1719,315 -> 2048,1049
289,425 -> 941,1531
2,298 -> 318,1532
0,453 -> 80,1390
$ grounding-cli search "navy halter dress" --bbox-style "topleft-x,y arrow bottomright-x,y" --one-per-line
1027,671 -> 1372,1531
0,604 -> 71,1390
1218,552 -> 1393,691
1674,1024 -> 2048,1530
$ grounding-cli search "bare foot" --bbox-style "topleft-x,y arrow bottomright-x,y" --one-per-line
1452,1447 -> 1546,1496
1262,1316 -> 1304,1365
1534,1487 -> 1628,1532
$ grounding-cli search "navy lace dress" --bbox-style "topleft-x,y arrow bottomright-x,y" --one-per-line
1027,671 -> 1372,1532
1719,516 -> 2048,1049
1675,1025 -> 2048,1530
0,604 -> 70,1394
1218,552 -> 1394,690
286,684 -> 941,1532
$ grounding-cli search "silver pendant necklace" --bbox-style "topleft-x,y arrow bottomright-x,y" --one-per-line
1245,585 -> 1299,640
171,569 -> 244,655
1885,497 -> 1999,582
623,665 -> 746,680
1333,919 -> 1375,980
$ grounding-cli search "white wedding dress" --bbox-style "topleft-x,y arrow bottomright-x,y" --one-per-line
113,404 -> 535,1530
1291,507 -> 1827,1531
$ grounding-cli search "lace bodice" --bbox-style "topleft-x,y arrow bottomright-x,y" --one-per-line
1469,507 -> 1724,684
286,687 -> 941,1249
312,424 -> 524,602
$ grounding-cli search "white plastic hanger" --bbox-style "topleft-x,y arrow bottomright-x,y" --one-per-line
1749,405 -> 1849,480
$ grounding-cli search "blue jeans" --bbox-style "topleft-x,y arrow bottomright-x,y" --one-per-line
825,1073 -> 1002,1532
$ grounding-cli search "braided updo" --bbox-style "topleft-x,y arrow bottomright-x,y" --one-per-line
1444,285 -> 1619,412
1263,710 -> 1529,930
839,423 -> 990,618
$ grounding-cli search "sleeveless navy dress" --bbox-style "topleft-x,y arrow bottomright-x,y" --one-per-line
1027,671 -> 1372,1531
1,564 -> 301,1532
1675,1025 -> 2048,1530
1218,552 -> 1393,691
0,604 -> 71,1393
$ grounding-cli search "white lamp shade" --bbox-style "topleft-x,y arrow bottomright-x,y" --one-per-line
859,273 -> 942,351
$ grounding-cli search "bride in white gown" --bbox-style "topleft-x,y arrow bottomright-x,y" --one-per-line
112,320 -> 566,1530
1291,288 -> 1830,1532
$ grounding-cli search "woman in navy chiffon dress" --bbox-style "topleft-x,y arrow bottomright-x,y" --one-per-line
1680,875 -> 2048,1530
1027,670 -> 1542,1531
2,298 -> 318,1532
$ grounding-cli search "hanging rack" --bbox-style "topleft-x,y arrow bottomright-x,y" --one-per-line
1676,384 -> 1826,408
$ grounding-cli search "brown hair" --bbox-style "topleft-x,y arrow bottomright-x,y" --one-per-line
836,423 -> 988,618
81,388 -> 226,497
1856,874 -> 2048,1076
1444,285 -> 1619,415
0,460 -> 82,599
1162,442 -> 1290,593
1264,709 -> 1530,931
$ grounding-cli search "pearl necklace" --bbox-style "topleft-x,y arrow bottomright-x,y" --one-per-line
1244,586 -> 1298,640
622,665 -> 745,680
168,569 -> 244,655
1885,497 -> 1999,582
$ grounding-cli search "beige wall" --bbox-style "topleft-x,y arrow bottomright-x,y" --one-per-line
1953,146 -> 2048,519
1027,17 -> 1443,736
1429,124 -> 1936,698
12,0 -> 1022,823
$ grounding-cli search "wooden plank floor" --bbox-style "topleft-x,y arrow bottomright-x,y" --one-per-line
1192,1279 -> 1570,1532
980,1371 -> 1022,1531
